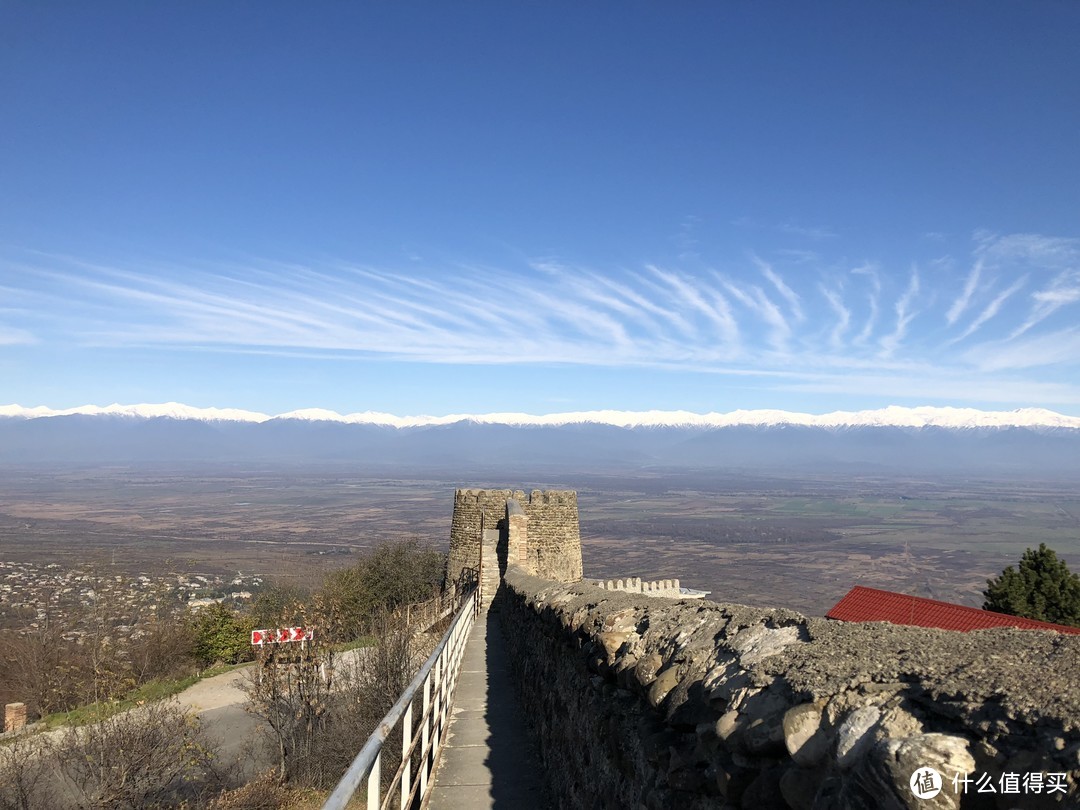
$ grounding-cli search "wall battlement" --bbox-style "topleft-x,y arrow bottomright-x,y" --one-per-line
594,576 -> 686,599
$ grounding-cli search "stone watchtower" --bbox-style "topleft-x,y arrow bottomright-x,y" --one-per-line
446,489 -> 583,605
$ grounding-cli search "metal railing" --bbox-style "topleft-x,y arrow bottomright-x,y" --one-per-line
322,582 -> 480,810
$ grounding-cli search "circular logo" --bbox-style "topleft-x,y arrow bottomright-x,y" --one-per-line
910,766 -> 943,799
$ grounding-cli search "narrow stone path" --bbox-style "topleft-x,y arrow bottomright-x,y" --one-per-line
427,607 -> 548,809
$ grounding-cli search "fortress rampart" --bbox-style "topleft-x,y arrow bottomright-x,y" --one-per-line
499,567 -> 1080,809
446,488 -> 583,591
440,487 -> 1079,807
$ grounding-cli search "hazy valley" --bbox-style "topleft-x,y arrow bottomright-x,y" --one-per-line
2,462 -> 1077,619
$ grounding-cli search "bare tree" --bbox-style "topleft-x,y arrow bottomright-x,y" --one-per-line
0,734 -> 55,810
1,610 -> 87,718
51,699 -> 231,809
242,602 -> 435,791
243,634 -> 336,786
0,573 -> 199,722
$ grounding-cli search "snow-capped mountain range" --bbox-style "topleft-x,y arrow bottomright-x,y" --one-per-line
2,402 -> 1079,473
2,402 -> 1079,430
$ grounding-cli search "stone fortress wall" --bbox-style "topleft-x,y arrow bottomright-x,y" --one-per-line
500,569 -> 1080,809
446,488 -> 583,590
448,487 -> 1080,808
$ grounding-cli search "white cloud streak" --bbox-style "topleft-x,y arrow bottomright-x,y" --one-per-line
965,328 -> 1080,372
974,231 -> 1079,267
952,275 -> 1027,342
851,263 -> 880,345
721,278 -> 791,352
5,228 -> 1080,406
646,265 -> 739,346
0,326 -> 37,345
946,261 -> 982,325
777,222 -> 837,240
879,270 -> 920,357
755,256 -> 805,322
819,285 -> 850,349
1011,275 -> 1080,338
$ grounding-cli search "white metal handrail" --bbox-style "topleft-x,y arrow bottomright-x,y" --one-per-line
322,584 -> 479,810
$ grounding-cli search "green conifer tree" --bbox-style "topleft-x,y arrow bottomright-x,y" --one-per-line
983,544 -> 1080,628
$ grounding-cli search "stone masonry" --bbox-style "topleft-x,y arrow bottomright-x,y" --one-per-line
445,487 -> 1079,807
498,568 -> 1080,809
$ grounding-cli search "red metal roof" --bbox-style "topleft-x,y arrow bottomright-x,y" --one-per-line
826,585 -> 1080,635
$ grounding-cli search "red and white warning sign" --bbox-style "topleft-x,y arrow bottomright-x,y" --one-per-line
251,627 -> 314,645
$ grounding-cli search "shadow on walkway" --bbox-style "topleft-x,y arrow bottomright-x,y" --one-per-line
427,604 -> 550,809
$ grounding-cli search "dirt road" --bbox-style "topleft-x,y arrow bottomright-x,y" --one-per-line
173,665 -> 272,774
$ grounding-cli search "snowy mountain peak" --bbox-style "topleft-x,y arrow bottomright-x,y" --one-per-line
0,402 -> 272,423
1,403 -> 1079,430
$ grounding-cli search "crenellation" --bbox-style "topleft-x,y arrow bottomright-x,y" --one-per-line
595,575 -> 686,599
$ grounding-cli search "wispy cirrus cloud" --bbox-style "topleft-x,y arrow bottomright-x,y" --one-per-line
646,265 -> 739,347
720,277 -> 791,352
946,261 -> 981,325
818,285 -> 850,349
879,270 -> 920,357
964,327 -> 1080,372
951,275 -> 1027,343
850,263 -> 881,345
777,221 -> 838,240
755,256 -> 805,323
0,326 -> 36,345
973,230 -> 1078,266
970,231 -> 1080,340
1011,276 -> 1080,338
4,228 -> 1080,407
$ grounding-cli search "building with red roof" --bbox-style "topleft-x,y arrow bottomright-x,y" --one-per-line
826,585 -> 1080,635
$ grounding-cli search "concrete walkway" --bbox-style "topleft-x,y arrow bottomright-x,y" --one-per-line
427,607 -> 548,809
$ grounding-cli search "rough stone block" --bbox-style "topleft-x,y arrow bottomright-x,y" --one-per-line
836,705 -> 881,769
783,702 -> 829,766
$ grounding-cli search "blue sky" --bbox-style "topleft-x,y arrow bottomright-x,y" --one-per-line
2,2 -> 1079,416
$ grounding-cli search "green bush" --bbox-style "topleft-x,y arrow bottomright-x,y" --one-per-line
189,602 -> 254,668
320,538 -> 446,640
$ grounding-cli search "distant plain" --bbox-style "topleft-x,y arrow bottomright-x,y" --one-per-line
1,465 -> 1078,617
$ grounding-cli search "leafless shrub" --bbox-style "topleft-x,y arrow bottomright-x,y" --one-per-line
243,603 -> 435,793
206,769 -> 293,810
364,610 -> 418,714
242,622 -> 336,787
51,699 -> 232,809
0,734 -> 55,810
322,607 -> 441,796
0,620 -> 88,718
127,612 -> 197,684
